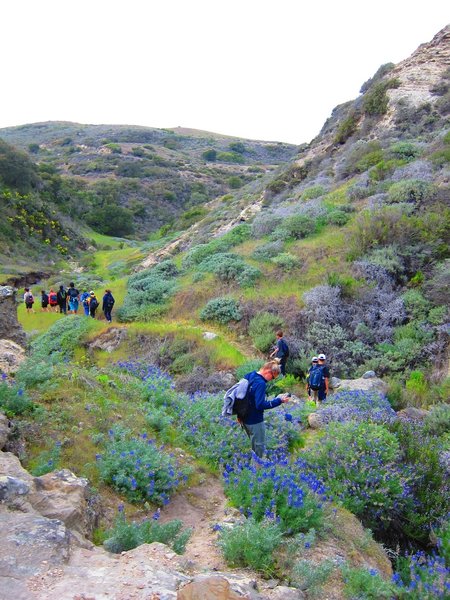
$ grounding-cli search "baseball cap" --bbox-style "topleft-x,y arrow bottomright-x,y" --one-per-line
90,291 -> 95,296
318,353 -> 326,360
312,356 -> 318,362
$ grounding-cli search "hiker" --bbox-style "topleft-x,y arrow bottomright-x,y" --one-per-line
270,330 -> 289,376
57,285 -> 67,314
102,289 -> 115,323
80,290 -> 90,316
241,361 -> 290,458
89,291 -> 99,319
67,282 -> 80,314
305,356 -> 319,401
309,353 -> 330,408
41,290 -> 49,312
23,288 -> 35,314
48,288 -> 58,312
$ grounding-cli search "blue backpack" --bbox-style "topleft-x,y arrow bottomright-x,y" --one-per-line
309,365 -> 324,390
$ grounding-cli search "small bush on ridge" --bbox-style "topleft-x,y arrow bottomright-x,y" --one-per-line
200,297 -> 242,324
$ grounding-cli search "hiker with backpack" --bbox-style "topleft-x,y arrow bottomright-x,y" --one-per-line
270,330 -> 290,376
23,288 -> 35,314
67,282 -> 80,314
306,356 -> 319,401
308,353 -> 330,408
89,291 -> 99,318
80,290 -> 90,316
40,290 -> 49,312
102,289 -> 115,323
226,361 -> 290,458
48,289 -> 58,312
57,285 -> 67,314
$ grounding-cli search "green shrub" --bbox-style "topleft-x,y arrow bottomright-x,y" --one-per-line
16,358 -> 54,387
341,565 -> 395,599
218,518 -> 283,576
248,312 -> 284,353
200,297 -> 242,324
355,149 -> 384,172
292,560 -> 335,597
235,359 -> 264,379
252,240 -> 284,261
423,404 -> 450,437
197,253 -> 261,288
402,289 -> 430,319
301,185 -> 325,200
29,442 -> 62,476
387,179 -> 437,205
183,225 -> 251,267
362,78 -> 401,116
305,422 -> 409,530
96,428 -> 185,504
216,151 -> 245,164
272,252 -> 301,272
388,142 -> 421,161
120,261 -> 179,322
103,513 -> 192,554
0,382 -> 34,417
272,214 -> 319,241
326,210 -> 350,226
334,111 -> 360,144
31,316 -> 94,361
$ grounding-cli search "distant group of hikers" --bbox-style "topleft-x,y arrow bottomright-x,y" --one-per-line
23,284 -> 115,322
224,330 -> 330,458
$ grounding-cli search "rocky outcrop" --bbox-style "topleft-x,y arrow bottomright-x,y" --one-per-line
87,326 -> 127,353
0,286 -> 26,347
330,374 -> 388,395
0,339 -> 26,376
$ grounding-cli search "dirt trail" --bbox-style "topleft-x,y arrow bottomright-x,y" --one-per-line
158,473 -> 228,570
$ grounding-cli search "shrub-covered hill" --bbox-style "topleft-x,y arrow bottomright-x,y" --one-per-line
0,121 -> 298,238
0,138 -> 89,273
127,26 -> 449,396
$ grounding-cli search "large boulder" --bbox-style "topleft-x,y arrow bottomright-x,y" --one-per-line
0,452 -> 95,538
0,286 -> 26,346
330,375 -> 387,395
30,469 -> 93,538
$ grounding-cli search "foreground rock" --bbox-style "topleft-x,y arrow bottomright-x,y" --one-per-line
0,435 -> 392,599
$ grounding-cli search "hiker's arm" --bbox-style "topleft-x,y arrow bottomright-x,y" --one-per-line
253,381 -> 282,411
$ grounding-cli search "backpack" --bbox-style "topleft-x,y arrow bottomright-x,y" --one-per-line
60,290 -> 67,300
49,292 -> 57,305
309,365 -> 324,391
90,297 -> 99,310
42,293 -> 49,304
105,295 -> 115,309
25,292 -> 34,304
222,378 -> 252,420
280,339 -> 289,358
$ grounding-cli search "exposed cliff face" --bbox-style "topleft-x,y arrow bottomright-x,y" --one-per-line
0,286 -> 26,347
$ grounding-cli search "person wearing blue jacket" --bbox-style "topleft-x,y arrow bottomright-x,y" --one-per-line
242,361 -> 290,458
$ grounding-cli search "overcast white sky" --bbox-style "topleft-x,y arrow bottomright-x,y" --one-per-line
1,1 -> 448,144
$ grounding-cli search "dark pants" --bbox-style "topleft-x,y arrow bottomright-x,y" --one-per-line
280,359 -> 287,376
58,302 -> 67,314
90,308 -> 97,319
104,308 -> 112,322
